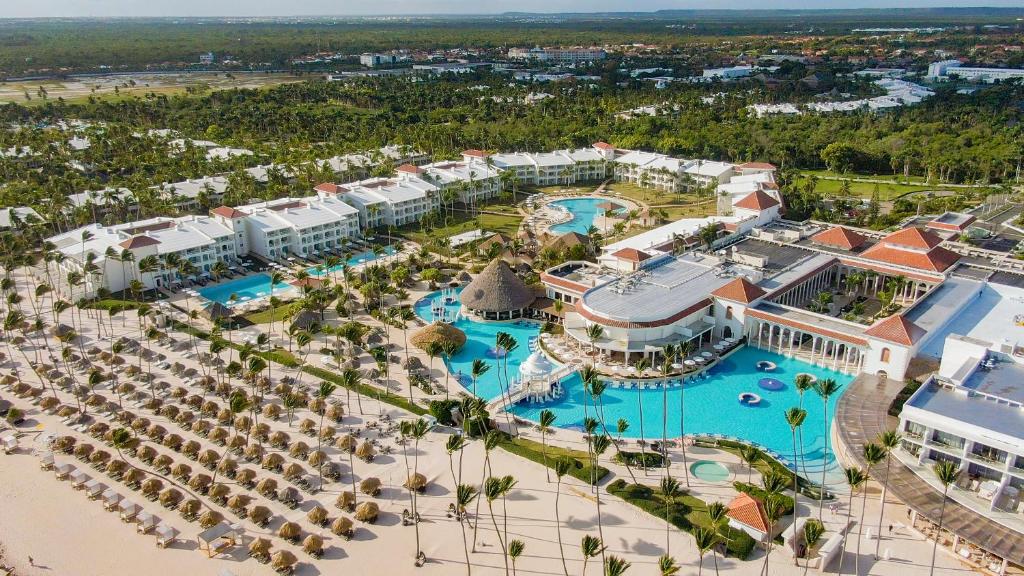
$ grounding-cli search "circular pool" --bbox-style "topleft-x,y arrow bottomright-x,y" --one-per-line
690,460 -> 731,482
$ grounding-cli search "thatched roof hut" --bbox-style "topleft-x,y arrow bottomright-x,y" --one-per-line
201,302 -> 233,322
411,322 -> 466,352
289,309 -> 321,333
404,472 -> 429,492
460,259 -> 534,319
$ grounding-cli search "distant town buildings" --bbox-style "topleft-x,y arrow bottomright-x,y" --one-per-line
507,47 -> 607,65
359,53 -> 399,68
748,79 -> 933,117
926,60 -> 1024,83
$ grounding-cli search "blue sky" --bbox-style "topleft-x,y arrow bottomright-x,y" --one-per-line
2,1 -> 1021,18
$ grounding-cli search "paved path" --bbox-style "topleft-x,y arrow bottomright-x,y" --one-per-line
835,374 -> 1024,565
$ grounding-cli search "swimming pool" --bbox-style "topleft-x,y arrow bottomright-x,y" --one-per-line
690,460 -> 731,482
549,197 -> 625,235
308,245 -> 398,276
509,346 -> 854,481
198,274 -> 289,306
413,288 -> 543,400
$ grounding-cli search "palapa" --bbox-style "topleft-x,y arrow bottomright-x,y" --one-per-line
256,477 -> 278,497
302,533 -> 324,556
359,477 -> 382,496
410,322 -> 467,352
354,501 -> 379,523
248,505 -> 272,526
271,550 -> 298,571
307,505 -> 328,526
248,537 -> 272,559
198,509 -> 223,529
335,490 -> 356,511
331,516 -> 354,538
459,259 -> 534,314
355,440 -> 375,462
277,521 -> 302,541
335,434 -> 356,453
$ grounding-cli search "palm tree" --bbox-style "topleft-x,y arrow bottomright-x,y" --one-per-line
793,374 -> 814,479
554,457 -> 573,576
658,554 -> 680,576
928,461 -> 961,576
470,358 -> 490,398
495,331 -> 519,435
858,443 -> 886,574
441,339 -> 458,399
874,430 -> 902,557
839,466 -> 867,574
761,494 -> 786,576
590,434 -> 611,567
456,484 -> 479,576
508,539 -> 525,576
740,445 -> 761,484
802,519 -> 825,573
538,409 -> 556,482
706,502 -> 728,576
583,369 -> 637,483
660,476 -> 682,554
693,527 -> 719,576
405,418 -> 430,564
315,381 -> 336,491
585,324 -> 604,356
581,535 -> 605,576
785,406 -> 808,565
604,555 -> 631,576
484,475 -> 515,576
472,431 -> 500,552
813,378 -> 842,520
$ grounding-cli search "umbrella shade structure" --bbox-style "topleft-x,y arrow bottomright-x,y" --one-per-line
410,322 -> 467,352
359,477 -> 382,496
256,478 -> 278,497
335,491 -> 356,511
459,259 -> 535,318
201,302 -> 234,322
199,510 -> 224,529
179,499 -> 202,519
271,550 -> 298,572
277,521 -> 302,542
248,505 -> 272,526
307,505 -> 329,526
331,516 -> 355,538
159,488 -> 183,508
197,522 -> 237,557
248,537 -> 272,559
302,533 -> 324,557
354,501 -> 379,523
355,440 -> 375,462
404,472 -> 428,492
334,434 -> 356,453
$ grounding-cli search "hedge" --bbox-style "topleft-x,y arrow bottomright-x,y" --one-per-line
305,365 -> 428,416
733,482 -> 795,515
608,479 -> 757,560
614,450 -> 665,468
429,399 -> 460,426
496,435 -> 608,485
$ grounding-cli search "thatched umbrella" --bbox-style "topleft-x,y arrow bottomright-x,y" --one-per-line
56,405 -> 78,419
410,322 -> 467,352
271,550 -> 297,572
307,397 -> 325,415
325,403 -> 344,423
270,430 -> 290,449
354,501 -> 379,523
262,403 -> 281,420
248,537 -> 272,559
191,420 -> 211,436
136,445 -> 156,463
330,489 -> 358,513
88,421 -> 109,437
335,434 -> 357,453
236,467 -> 257,487
307,505 -> 329,526
180,498 -> 202,520
359,477 -> 382,496
318,426 -> 336,442
90,450 -> 111,467
227,494 -> 251,513
227,435 -> 246,452
106,459 -> 128,478
198,449 -> 220,468
298,419 -> 316,435
216,458 -> 237,477
256,477 -> 278,498
233,414 -> 252,432
355,440 -> 375,462
182,440 -> 201,459
208,427 -> 228,444
186,394 -> 203,409
404,472 -> 428,492
208,483 -> 230,503
141,478 -> 164,498
248,505 -> 272,526
307,450 -> 327,468
288,441 -> 310,459
277,521 -> 302,542
171,462 -> 192,481
331,516 -> 355,539
145,423 -> 166,441
250,422 -> 270,441
261,453 -> 284,471
175,411 -> 195,426
201,400 -> 220,417
40,396 -> 59,411
198,509 -> 223,529
216,408 -> 232,425
302,533 -> 324,557
159,488 -> 183,508
160,404 -> 180,419
153,454 -> 174,472
124,467 -> 147,486
189,473 -> 213,492
130,417 -> 150,433
244,443 -> 264,462
282,462 -> 304,481
74,443 -> 94,460
162,434 -> 183,451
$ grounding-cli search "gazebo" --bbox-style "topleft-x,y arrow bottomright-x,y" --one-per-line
460,259 -> 535,321
410,322 -> 467,352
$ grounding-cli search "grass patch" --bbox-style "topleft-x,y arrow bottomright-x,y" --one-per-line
397,209 -> 523,246
304,365 -> 428,416
496,434 -> 608,485
796,171 -> 998,201
607,479 -> 757,559
603,182 -> 702,206
242,302 -> 303,325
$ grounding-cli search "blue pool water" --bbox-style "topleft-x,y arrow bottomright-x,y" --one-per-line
549,197 -> 625,235
509,346 -> 853,477
308,245 -> 398,276
198,273 -> 289,306
413,289 -> 543,400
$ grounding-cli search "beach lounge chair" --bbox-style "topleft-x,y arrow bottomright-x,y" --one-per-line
103,489 -> 122,511
119,500 -> 141,522
2,435 -> 17,454
71,470 -> 90,489
40,452 -> 55,470
137,511 -> 159,534
55,463 -> 74,479
155,523 -> 178,548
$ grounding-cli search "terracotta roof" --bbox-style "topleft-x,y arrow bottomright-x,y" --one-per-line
738,162 -> 777,171
734,190 -> 780,211
290,277 -> 324,289
810,227 -> 867,250
727,493 -> 769,533
610,248 -> 651,263
858,244 -> 960,272
210,206 -> 248,219
462,149 -> 488,158
711,278 -> 767,304
863,315 -> 925,346
880,227 -> 943,250
593,141 -> 615,150
396,163 -> 424,174
119,235 -> 160,249
314,183 -> 342,195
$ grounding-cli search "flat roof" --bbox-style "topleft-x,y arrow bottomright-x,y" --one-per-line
907,377 -> 1024,444
603,216 -> 738,254
581,253 -> 731,324
904,276 -> 982,347
916,280 -> 1024,359
750,301 -> 869,344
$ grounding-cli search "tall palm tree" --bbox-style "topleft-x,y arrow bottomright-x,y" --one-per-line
604,555 -> 631,576
928,461 -> 961,576
858,443 -> 886,574
554,457 -> 573,576
538,409 -> 556,482
694,527 -> 719,576
484,475 -> 516,576
813,378 -> 842,520
658,554 -> 680,576
456,484 -> 478,576
839,466 -> 867,574
633,357 -> 651,475
707,502 -> 728,576
508,539 -> 525,576
785,406 -> 807,565
660,476 -> 682,554
874,430 -> 902,557
470,358 -> 490,398
495,331 -> 518,435
405,418 -> 430,564
314,381 -> 337,491
740,445 -> 761,484
761,495 -> 786,576
591,434 -> 611,568
582,368 -> 636,483
472,431 -> 500,552
580,535 -> 605,576
793,374 -> 814,479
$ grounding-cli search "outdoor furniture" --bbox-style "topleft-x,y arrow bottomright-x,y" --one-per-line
40,452 -> 55,470
137,511 -> 159,534
70,470 -> 90,489
156,523 -> 179,548
2,435 -> 17,454
103,489 -> 122,511
55,463 -> 74,479
198,522 -> 237,558
85,479 -> 106,499
119,500 -> 141,522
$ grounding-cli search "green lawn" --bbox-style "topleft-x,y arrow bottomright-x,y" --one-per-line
242,302 -> 303,325
603,182 -> 702,207
796,171 -> 998,201
397,210 -> 523,246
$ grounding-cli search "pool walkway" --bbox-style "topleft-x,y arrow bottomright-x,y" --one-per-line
834,373 -> 1024,566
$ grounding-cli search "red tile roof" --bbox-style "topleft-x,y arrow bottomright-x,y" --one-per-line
119,235 -> 160,249
864,315 -> 925,346
314,183 -> 342,195
881,227 -> 943,250
593,141 -> 616,150
396,163 -> 424,174
462,149 -> 488,158
926,214 -> 976,232
210,206 -> 248,219
810,227 -> 867,250
734,190 -> 780,211
858,244 -> 960,272
611,248 -> 651,263
711,278 -> 767,303
727,493 -> 770,533
738,162 -> 777,171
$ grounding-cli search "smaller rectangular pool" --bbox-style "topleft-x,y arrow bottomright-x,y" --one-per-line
197,274 -> 289,306
308,245 -> 397,276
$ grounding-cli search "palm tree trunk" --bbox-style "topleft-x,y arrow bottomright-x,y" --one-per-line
839,491 -> 855,573
792,429 -> 801,566
488,499 -> 508,576
928,490 -> 949,576
556,477 -> 568,576
856,480 -> 869,575
875,457 -> 891,557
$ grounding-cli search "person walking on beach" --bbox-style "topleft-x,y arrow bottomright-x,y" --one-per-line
28,556 -> 34,566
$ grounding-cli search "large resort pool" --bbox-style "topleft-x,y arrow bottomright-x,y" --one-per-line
197,273 -> 290,306
549,197 -> 626,235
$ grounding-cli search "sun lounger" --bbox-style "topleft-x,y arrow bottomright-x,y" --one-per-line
119,500 -> 141,522
40,452 -> 55,470
155,523 -> 178,548
55,462 -> 74,479
136,511 -> 158,534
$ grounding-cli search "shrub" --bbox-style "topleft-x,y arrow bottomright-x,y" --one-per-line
614,451 -> 664,468
888,379 -> 922,416
5,407 -> 24,425
733,482 -> 794,515
497,436 -> 607,485
429,399 -> 460,426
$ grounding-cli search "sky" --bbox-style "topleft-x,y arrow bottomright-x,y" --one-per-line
2,0 -> 1022,18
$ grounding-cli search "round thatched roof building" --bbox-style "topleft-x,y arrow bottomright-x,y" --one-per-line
410,322 -> 467,352
460,260 -> 535,320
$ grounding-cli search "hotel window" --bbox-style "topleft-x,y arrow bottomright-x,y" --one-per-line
725,306 -> 733,320
880,348 -> 891,362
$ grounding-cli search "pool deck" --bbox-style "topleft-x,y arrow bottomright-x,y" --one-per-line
834,373 -> 1024,565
